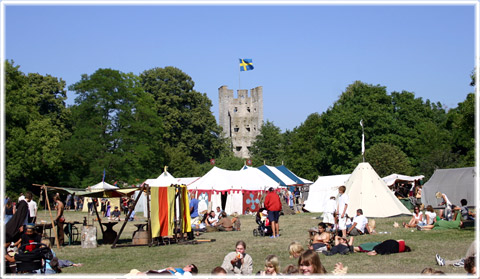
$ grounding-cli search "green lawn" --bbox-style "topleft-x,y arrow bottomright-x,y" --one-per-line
44,210 -> 474,276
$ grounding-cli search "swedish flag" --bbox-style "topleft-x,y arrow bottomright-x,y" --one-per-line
239,59 -> 254,71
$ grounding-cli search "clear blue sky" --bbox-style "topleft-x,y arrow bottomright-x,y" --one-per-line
4,3 -> 475,131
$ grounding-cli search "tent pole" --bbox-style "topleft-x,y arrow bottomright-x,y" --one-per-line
111,183 -> 146,248
43,185 -> 61,250
93,198 -> 105,236
146,184 -> 152,246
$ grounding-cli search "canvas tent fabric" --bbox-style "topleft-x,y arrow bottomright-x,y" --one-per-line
89,181 -> 119,190
304,174 -> 351,213
344,162 -> 411,218
421,167 -> 476,207
188,166 -> 281,214
150,185 -> 191,237
382,174 -> 425,187
144,170 -> 178,187
257,165 -> 306,186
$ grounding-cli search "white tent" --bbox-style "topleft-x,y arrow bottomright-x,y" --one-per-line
177,177 -> 200,186
304,174 -> 351,213
382,173 -> 425,187
188,166 -> 281,214
141,170 -> 179,216
144,170 -> 178,187
344,162 -> 411,218
89,181 -> 119,190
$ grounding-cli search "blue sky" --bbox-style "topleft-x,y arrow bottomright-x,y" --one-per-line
4,3 -> 475,131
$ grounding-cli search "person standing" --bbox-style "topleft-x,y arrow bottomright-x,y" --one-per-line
436,191 -> 453,221
189,196 -> 200,236
54,195 -> 65,246
4,199 -> 15,224
26,192 -> 37,224
336,185 -> 349,238
264,187 -> 282,238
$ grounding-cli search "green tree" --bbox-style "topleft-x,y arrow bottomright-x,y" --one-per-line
250,120 -> 285,166
316,81 -> 395,174
365,143 -> 412,177
284,113 -> 323,181
65,69 -> 165,186
5,60 -> 70,194
446,93 -> 475,167
140,67 -> 228,164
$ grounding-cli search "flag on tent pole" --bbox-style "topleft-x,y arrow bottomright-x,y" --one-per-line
102,168 -> 105,183
239,59 -> 254,71
360,120 -> 365,162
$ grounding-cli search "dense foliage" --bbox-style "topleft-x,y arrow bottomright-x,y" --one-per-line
251,81 -> 475,181
5,61 -> 475,195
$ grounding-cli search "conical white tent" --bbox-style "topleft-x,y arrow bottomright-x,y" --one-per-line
344,162 -> 411,218
89,181 -> 119,190
304,174 -> 351,213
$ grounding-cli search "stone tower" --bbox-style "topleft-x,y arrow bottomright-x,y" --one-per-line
218,85 -> 263,158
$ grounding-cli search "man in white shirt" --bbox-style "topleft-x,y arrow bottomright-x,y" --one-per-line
347,209 -> 369,236
323,196 -> 336,225
336,185 -> 349,237
26,192 -> 37,223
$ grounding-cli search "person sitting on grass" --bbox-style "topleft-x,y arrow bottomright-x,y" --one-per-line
403,206 -> 423,228
417,205 -> 436,230
322,235 -> 354,256
257,254 -> 280,276
464,256 -> 476,275
111,206 -> 121,221
288,241 -> 305,259
347,209 -> 372,235
436,240 -> 476,268
460,199 -> 475,221
211,266 -> 227,275
231,212 -> 241,231
206,211 -> 218,227
215,212 -> 233,231
298,250 -> 327,275
420,207 -> 462,230
420,267 -> 445,275
310,222 -> 331,252
221,240 -> 253,275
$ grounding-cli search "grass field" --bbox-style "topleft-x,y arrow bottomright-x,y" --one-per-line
44,209 -> 475,276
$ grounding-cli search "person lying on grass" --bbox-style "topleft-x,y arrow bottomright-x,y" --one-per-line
322,235 -> 354,256
353,239 -> 411,255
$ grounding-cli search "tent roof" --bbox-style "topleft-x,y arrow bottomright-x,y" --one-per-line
257,165 -> 306,186
177,177 -> 200,186
345,162 -> 411,218
304,174 -> 351,213
421,167 -> 476,207
89,181 -> 119,190
144,171 -> 178,187
382,173 -> 425,187
188,166 -> 280,191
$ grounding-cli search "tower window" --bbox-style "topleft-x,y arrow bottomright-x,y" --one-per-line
246,127 -> 251,132
236,146 -> 242,151
234,107 -> 238,112
234,127 -> 239,132
247,107 -> 251,112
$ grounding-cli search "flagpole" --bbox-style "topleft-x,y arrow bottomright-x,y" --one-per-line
360,119 -> 365,162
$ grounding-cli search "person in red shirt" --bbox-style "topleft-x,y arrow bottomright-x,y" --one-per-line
264,187 -> 282,238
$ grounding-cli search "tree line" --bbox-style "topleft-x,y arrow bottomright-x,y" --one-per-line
5,60 -> 475,196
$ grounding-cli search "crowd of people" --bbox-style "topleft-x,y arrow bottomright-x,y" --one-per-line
4,186 -> 476,276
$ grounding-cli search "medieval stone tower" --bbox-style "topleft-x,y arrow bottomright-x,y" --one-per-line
218,85 -> 263,158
